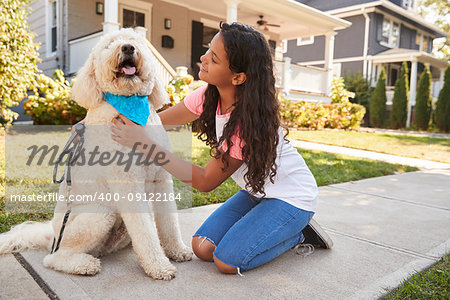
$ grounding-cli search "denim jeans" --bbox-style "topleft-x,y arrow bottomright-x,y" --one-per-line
193,190 -> 314,272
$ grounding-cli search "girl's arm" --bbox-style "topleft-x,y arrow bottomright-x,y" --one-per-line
158,101 -> 199,129
111,115 -> 243,192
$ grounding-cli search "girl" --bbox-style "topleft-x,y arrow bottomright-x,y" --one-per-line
111,22 -> 332,275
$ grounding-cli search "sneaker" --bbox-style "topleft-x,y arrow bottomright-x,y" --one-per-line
301,218 -> 333,249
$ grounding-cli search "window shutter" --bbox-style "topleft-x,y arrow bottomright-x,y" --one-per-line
376,14 -> 383,42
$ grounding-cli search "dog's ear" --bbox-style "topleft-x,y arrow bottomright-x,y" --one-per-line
149,77 -> 170,111
71,53 -> 103,109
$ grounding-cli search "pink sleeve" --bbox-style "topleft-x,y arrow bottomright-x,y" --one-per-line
221,130 -> 245,161
183,85 -> 207,115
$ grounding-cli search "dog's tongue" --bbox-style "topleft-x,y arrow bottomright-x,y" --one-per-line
122,65 -> 136,75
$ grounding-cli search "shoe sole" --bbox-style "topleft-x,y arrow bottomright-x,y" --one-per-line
304,218 -> 333,249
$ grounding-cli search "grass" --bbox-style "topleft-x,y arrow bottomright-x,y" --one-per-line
0,130 -> 417,233
288,129 -> 450,164
0,128 -> 444,298
381,253 -> 449,299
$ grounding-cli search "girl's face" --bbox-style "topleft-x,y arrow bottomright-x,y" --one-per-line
198,33 -> 234,88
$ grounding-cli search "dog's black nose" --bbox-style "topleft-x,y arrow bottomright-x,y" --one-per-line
121,44 -> 135,55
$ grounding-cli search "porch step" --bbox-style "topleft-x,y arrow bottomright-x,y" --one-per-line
286,89 -> 331,103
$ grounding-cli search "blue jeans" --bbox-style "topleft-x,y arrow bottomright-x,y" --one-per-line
193,190 -> 314,272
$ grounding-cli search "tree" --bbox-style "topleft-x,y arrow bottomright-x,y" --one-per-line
369,67 -> 387,128
0,0 -> 40,126
390,62 -> 409,129
435,65 -> 450,132
414,66 -> 432,130
418,0 -> 450,60
344,71 -> 372,110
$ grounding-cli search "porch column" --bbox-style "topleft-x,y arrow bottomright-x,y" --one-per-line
224,0 -> 241,23
439,68 -> 445,92
324,31 -> 337,95
103,0 -> 120,34
407,58 -> 418,127
282,57 -> 291,94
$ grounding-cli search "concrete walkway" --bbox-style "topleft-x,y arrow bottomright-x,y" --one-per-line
1,143 -> 449,299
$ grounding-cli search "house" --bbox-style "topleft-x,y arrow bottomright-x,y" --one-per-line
25,0 -> 351,105
286,0 -> 449,126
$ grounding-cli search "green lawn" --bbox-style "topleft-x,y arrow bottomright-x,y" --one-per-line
0,129 -> 444,298
381,253 -> 449,299
0,130 -> 417,233
288,129 -> 450,164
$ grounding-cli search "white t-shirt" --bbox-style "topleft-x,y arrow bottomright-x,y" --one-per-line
183,85 -> 318,212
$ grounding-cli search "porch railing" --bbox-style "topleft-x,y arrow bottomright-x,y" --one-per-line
273,58 -> 328,99
68,31 -> 176,86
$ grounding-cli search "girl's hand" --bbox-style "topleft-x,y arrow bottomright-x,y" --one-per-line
111,114 -> 151,149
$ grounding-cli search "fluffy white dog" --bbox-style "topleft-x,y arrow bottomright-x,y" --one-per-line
0,29 -> 192,280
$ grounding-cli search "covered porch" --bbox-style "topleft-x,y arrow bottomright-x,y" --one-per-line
369,48 -> 448,127
67,0 -> 350,99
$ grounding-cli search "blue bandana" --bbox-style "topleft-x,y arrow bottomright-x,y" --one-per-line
104,92 -> 150,126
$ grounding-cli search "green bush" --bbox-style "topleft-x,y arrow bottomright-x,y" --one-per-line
24,70 -> 86,125
0,0 -> 40,126
280,98 -> 366,130
344,71 -> 372,111
435,65 -> 450,132
369,67 -> 387,128
414,66 -> 432,130
390,62 -> 409,129
164,74 -> 194,108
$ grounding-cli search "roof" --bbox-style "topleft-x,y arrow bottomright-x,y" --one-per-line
370,48 -> 449,68
162,0 -> 351,40
303,0 -> 448,38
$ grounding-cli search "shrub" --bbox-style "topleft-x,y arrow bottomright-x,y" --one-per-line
24,70 -> 86,125
435,65 -> 450,132
414,66 -> 432,130
280,98 -> 366,130
369,67 -> 387,128
390,62 -> 409,129
163,74 -> 194,109
331,77 -> 355,104
0,0 -> 40,126
344,71 -> 372,111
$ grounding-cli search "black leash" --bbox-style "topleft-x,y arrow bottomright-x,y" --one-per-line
50,123 -> 85,254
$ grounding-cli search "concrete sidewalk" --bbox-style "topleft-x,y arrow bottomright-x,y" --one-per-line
1,145 -> 449,299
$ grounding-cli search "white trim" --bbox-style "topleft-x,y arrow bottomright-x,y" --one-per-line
297,36 -> 314,46
299,56 -> 365,65
326,0 -> 447,37
45,0 -> 58,58
161,0 -> 226,20
118,0 -> 152,41
200,18 -> 221,29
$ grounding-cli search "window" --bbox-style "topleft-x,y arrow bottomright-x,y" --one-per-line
297,36 -> 314,46
402,0 -> 415,10
47,0 -> 58,54
415,32 -> 431,52
380,17 -> 400,48
123,9 -> 145,28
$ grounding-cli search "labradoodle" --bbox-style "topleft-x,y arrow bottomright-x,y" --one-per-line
0,28 -> 192,280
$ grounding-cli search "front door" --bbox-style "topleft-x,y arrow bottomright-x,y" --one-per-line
118,0 -> 152,40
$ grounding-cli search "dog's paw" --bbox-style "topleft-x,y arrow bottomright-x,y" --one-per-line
166,245 -> 193,262
73,256 -> 102,275
143,259 -> 177,280
43,252 -> 101,276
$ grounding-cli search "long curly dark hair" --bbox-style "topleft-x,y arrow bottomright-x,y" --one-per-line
196,22 -> 284,196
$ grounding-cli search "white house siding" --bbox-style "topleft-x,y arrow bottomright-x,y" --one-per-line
29,0 -> 59,76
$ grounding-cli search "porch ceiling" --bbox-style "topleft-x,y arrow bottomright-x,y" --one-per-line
370,48 -> 449,69
161,0 -> 351,40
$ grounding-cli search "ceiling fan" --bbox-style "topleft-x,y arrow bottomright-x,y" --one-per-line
256,15 -> 280,31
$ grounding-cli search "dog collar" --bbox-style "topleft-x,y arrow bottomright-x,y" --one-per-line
104,92 -> 150,126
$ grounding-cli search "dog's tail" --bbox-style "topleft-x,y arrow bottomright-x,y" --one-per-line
0,221 -> 54,254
